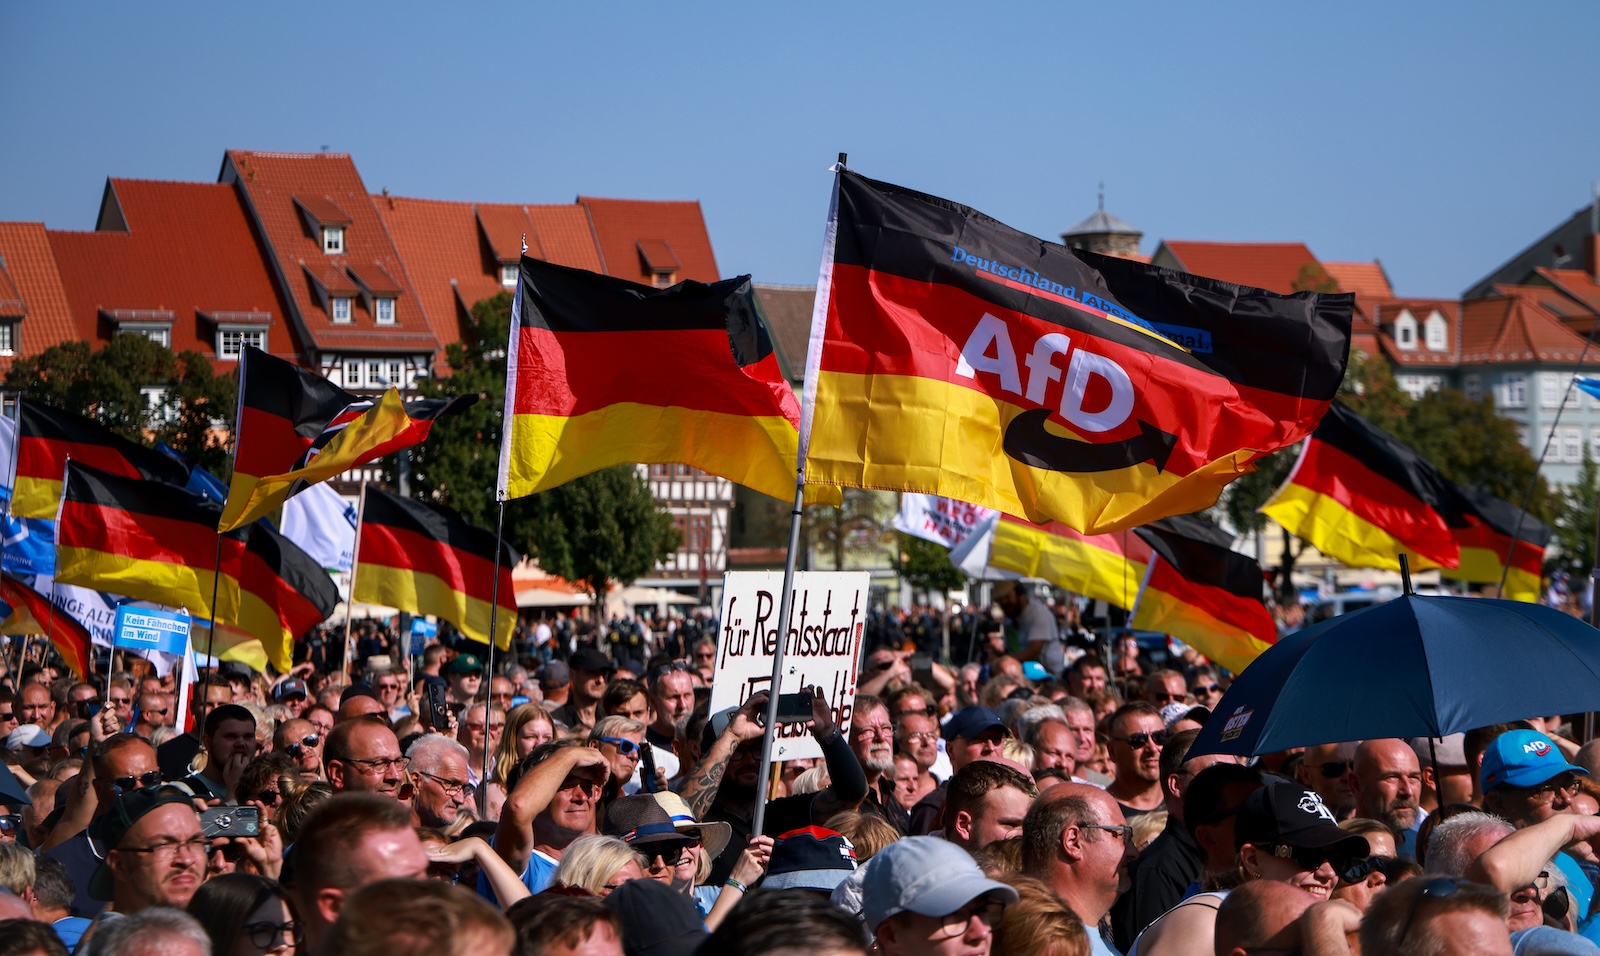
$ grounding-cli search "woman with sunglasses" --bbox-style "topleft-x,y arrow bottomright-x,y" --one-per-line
189,872 -> 302,956
1329,817 -> 1398,913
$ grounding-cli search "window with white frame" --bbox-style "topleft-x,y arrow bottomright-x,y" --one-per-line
0,322 -> 15,356
500,264 -> 518,288
217,329 -> 266,359
1541,373 -> 1562,409
1544,431 -> 1562,463
1563,426 -> 1584,463
331,297 -> 352,323
343,357 -> 362,388
367,360 -> 383,386
141,386 -> 179,425
1395,312 -> 1417,349
1424,312 -> 1447,351
374,298 -> 396,325
322,227 -> 345,254
1464,374 -> 1482,402
387,361 -> 404,388
1503,374 -> 1527,408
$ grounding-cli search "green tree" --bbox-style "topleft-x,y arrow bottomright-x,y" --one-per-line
406,292 -> 680,611
1553,451 -> 1598,580
894,532 -> 968,596
4,334 -> 236,475
803,489 -> 892,570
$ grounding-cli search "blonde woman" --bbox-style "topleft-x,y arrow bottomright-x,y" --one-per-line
549,835 -> 647,897
483,704 -> 555,821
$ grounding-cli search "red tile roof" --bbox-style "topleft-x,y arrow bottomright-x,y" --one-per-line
578,197 -> 719,284
1534,268 -> 1600,316
1372,299 -> 1459,367
373,196 -> 609,367
1323,261 -> 1394,300
1459,290 -> 1590,364
45,179 -> 296,364
1154,240 -> 1330,295
293,195 -> 351,227
222,151 -> 438,359
0,222 -> 80,373
753,283 -> 816,383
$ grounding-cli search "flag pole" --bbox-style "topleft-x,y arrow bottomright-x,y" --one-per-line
753,152 -> 846,838
344,482 -> 369,684
480,499 -> 507,816
202,531 -> 224,685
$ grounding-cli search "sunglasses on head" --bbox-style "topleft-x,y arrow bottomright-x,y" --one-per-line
600,736 -> 641,756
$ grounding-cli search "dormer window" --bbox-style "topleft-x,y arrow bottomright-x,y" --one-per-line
1393,310 -> 1417,350
500,264 -> 518,288
0,322 -> 15,357
1424,311 -> 1448,351
331,297 -> 352,323
323,227 -> 345,254
375,298 -> 396,325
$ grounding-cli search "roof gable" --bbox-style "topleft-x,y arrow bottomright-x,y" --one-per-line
1459,289 -> 1590,364
578,197 -> 719,284
1152,240 -> 1328,295
0,222 -> 79,372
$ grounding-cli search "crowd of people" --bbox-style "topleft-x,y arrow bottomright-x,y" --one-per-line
0,586 -> 1595,956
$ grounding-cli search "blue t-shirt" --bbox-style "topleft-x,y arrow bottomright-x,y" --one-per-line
477,844 -> 559,903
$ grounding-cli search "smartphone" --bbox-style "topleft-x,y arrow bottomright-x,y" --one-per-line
425,682 -> 450,732
775,691 -> 814,724
638,741 -> 658,793
201,805 -> 261,838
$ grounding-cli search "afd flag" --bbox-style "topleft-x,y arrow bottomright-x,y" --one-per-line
1,516 -> 55,577
280,481 -> 356,573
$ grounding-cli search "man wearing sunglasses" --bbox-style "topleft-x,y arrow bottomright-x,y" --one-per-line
588,716 -> 646,805
273,717 -> 323,779
1106,702 -> 1168,820
1294,741 -> 1358,820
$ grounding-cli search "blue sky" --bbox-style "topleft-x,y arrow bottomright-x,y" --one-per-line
2,2 -> 1595,299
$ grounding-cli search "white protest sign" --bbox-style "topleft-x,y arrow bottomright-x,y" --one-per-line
892,494 -> 997,549
712,570 -> 871,761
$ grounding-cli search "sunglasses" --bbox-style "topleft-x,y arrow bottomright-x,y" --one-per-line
651,661 -> 692,680
1339,855 -> 1398,884
1320,761 -> 1352,779
286,734 -> 320,758
0,712 -> 11,721
1190,683 -> 1220,695
0,814 -> 20,833
1262,843 -> 1362,875
642,841 -> 694,867
111,770 -> 164,795
243,919 -> 305,948
600,737 -> 641,756
1114,730 -> 1168,749
1398,877 -> 1462,945
252,789 -> 280,806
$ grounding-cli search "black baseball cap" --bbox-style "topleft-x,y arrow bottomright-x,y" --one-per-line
1234,778 -> 1370,857
569,647 -> 616,673
942,706 -> 1008,743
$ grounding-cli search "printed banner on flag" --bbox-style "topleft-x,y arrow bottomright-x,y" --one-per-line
712,571 -> 870,762
801,169 -> 1353,534
281,481 -> 357,573
892,494 -> 997,550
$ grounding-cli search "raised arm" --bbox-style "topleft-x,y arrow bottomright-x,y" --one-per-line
680,692 -> 766,821
492,747 -> 610,876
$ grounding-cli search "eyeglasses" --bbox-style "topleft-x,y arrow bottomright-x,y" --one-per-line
1398,877 -> 1461,946
937,899 -> 1006,939
902,731 -> 938,743
1504,775 -> 1582,799
145,708 -> 170,716
332,755 -> 410,774
1320,761 -> 1352,779
418,770 -> 476,799
854,726 -> 894,742
600,737 -> 641,756
108,697 -> 131,706
1079,823 -> 1134,842
244,920 -> 305,948
694,650 -> 716,660
1113,730 -> 1168,749
252,789 -> 281,807
1150,692 -> 1187,704
110,770 -> 164,795
1190,683 -> 1221,695
209,841 -> 247,863
118,836 -> 210,861
464,722 -> 505,733
1339,855 -> 1398,884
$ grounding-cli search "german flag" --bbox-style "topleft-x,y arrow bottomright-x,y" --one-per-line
802,169 -> 1353,534
1260,402 -> 1460,571
56,462 -> 246,619
352,486 -> 517,649
986,514 -> 1151,611
57,463 -> 337,665
497,256 -> 819,504
1437,484 -> 1549,602
220,346 -> 474,531
233,522 -> 340,671
0,572 -> 91,678
1131,515 -> 1276,675
12,402 -> 190,520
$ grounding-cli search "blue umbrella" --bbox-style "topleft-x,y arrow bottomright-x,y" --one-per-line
1189,586 -> 1600,758
0,760 -> 29,808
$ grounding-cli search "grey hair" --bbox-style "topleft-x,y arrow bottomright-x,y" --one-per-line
1425,810 -> 1514,876
588,716 -> 646,742
1016,704 -> 1069,744
82,905 -> 213,955
405,732 -> 470,774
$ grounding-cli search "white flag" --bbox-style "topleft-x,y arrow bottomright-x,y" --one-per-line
0,413 -> 15,499
281,482 -> 357,573
946,514 -> 1023,581
891,493 -> 997,549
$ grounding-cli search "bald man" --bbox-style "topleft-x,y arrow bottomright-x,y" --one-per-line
1213,880 -> 1318,956
1022,782 -> 1134,953
1348,738 -> 1425,860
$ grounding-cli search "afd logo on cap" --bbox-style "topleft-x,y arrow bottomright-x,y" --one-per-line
1524,739 -> 1553,757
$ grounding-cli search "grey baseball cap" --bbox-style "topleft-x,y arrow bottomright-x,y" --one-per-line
861,836 -> 1018,932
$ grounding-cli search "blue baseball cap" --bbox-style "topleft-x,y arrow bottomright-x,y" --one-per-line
942,706 -> 1008,743
1480,730 -> 1589,791
1022,661 -> 1050,681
